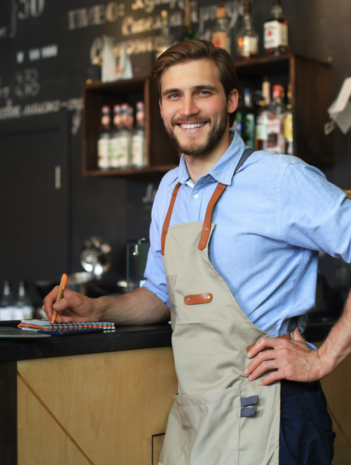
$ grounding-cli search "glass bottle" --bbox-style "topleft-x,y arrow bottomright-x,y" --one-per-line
264,0 -> 289,56
110,105 -> 121,169
0,280 -> 14,321
132,102 -> 146,168
255,79 -> 271,151
242,89 -> 255,148
155,10 -> 174,59
266,84 -> 286,154
284,84 -> 293,155
211,2 -> 231,54
97,106 -> 111,170
13,281 -> 34,320
235,0 -> 259,60
180,1 -> 198,41
117,104 -> 131,169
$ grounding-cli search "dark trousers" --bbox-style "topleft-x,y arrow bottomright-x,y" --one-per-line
279,383 -> 336,465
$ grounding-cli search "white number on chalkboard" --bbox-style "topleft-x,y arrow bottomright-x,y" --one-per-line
18,0 -> 45,20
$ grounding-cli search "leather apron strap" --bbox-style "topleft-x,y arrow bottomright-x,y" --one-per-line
161,182 -> 181,255
161,148 -> 255,256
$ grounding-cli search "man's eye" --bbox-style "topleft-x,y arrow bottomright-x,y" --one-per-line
169,93 -> 179,99
199,91 -> 211,96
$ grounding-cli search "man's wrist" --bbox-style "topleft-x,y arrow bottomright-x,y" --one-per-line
92,296 -> 108,321
316,346 -> 339,379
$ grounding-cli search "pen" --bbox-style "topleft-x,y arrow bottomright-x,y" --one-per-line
51,273 -> 67,324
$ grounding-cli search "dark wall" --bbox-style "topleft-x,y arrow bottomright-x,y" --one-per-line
0,0 -> 350,284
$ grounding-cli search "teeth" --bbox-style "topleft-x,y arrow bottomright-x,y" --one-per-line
180,123 -> 206,129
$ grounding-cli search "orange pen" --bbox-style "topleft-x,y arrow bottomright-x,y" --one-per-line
51,274 -> 67,324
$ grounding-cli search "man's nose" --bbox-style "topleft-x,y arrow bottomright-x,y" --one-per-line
180,96 -> 199,116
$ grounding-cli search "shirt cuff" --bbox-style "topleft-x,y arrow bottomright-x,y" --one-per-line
142,280 -> 170,308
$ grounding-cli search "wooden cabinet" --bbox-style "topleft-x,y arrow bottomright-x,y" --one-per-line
82,54 -> 334,177
235,53 -> 334,165
17,347 -> 178,464
82,77 -> 179,177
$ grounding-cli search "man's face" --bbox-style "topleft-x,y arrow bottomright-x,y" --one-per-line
159,59 -> 238,157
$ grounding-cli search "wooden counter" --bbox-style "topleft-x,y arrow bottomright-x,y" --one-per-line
1,321 -> 350,464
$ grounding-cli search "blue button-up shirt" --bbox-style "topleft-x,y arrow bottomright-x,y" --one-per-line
143,133 -> 351,337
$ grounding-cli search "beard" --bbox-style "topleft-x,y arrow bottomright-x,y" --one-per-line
163,106 -> 229,157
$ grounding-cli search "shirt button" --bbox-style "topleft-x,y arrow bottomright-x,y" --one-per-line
194,194 -> 199,199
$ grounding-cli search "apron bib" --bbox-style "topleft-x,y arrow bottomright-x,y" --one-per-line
159,150 -> 281,465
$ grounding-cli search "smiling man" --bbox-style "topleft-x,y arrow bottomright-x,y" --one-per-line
43,41 -> 351,465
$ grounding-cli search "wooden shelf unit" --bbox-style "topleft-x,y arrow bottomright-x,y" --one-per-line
234,53 -> 334,166
82,77 -> 179,177
82,54 -> 334,177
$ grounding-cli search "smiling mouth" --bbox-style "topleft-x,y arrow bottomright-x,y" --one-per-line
178,122 -> 207,130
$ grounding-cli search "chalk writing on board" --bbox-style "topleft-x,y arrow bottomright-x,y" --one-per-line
67,3 -> 125,31
15,69 -> 40,98
142,183 -> 157,204
10,0 -> 46,38
0,96 -> 84,134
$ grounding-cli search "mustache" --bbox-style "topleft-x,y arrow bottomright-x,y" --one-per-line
172,118 -> 209,125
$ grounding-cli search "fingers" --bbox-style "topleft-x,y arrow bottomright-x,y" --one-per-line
43,288 -> 81,321
247,337 -> 282,358
43,285 -> 60,320
245,349 -> 277,376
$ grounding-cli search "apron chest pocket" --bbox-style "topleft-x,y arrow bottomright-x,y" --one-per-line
174,387 -> 241,465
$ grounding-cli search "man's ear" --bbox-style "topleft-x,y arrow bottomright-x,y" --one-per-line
159,99 -> 163,118
227,89 -> 239,115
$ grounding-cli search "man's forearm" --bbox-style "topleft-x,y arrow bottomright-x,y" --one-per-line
94,287 -> 170,325
318,289 -> 351,375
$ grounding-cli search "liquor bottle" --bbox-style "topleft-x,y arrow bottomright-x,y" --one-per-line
155,10 -> 174,59
235,0 -> 259,60
180,1 -> 198,41
13,281 -> 34,320
110,105 -> 121,169
132,102 -> 146,168
97,106 -> 111,170
242,88 -> 255,148
117,104 -> 131,169
264,0 -> 289,56
284,84 -> 293,155
255,79 -> 271,151
266,84 -> 286,154
0,281 -> 14,321
211,2 -> 231,54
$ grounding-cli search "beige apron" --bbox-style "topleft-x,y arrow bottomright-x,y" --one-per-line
158,153 -> 282,465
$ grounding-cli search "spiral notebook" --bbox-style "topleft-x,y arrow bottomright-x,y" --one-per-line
19,319 -> 115,332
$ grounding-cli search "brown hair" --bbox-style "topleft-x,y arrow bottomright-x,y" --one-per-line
152,40 -> 239,126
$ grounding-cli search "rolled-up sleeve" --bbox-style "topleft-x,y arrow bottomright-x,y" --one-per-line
142,181 -> 170,307
279,161 -> 351,262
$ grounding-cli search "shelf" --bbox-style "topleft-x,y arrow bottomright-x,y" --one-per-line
84,165 -> 178,177
82,77 -> 179,177
82,54 -> 334,177
235,53 -> 334,166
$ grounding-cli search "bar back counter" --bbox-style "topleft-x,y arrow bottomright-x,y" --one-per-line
1,322 -> 350,464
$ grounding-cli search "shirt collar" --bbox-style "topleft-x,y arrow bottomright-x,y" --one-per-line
167,132 -> 246,186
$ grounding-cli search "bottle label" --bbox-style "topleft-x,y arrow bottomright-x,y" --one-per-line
267,115 -> 285,153
98,138 -> 110,169
256,113 -> 268,140
212,32 -> 230,53
242,36 -> 258,57
116,136 -> 130,168
132,134 -> 145,167
284,114 -> 293,142
109,137 -> 120,168
264,21 -> 288,49
101,115 -> 110,126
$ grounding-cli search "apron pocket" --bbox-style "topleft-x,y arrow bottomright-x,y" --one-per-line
166,275 -> 177,329
175,387 -> 241,465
